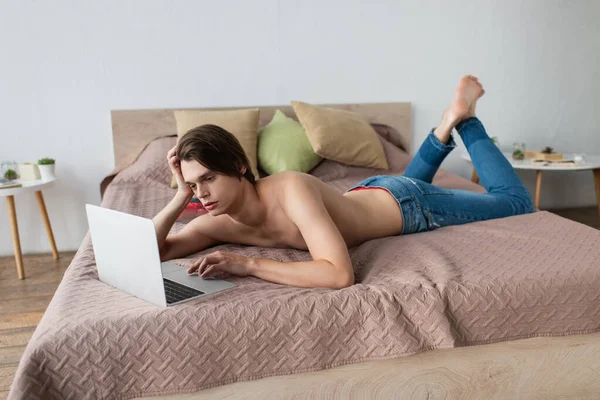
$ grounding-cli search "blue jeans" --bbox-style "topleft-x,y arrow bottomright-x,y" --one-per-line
346,117 -> 535,235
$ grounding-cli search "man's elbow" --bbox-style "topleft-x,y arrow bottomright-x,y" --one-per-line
332,267 -> 355,289
159,242 -> 171,263
159,251 -> 168,263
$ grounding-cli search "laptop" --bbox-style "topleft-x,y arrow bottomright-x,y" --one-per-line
85,204 -> 237,307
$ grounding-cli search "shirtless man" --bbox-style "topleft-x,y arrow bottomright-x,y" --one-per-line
153,75 -> 534,289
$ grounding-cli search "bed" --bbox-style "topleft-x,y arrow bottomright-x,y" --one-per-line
8,103 -> 600,400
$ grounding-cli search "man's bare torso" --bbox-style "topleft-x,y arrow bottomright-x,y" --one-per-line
204,171 -> 404,250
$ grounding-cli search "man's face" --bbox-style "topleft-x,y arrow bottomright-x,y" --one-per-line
180,159 -> 244,216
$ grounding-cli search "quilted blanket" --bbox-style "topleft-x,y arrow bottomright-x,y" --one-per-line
9,132 -> 600,399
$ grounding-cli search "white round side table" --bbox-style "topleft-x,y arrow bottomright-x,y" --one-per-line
0,177 -> 60,279
461,152 -> 600,215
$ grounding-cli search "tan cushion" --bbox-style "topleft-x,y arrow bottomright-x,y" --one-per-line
171,108 -> 260,188
290,101 -> 389,170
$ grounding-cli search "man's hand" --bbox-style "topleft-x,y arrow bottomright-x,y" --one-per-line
167,145 -> 193,198
187,251 -> 253,279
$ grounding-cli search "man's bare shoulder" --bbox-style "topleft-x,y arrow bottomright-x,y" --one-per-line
264,171 -> 326,210
266,170 -> 322,192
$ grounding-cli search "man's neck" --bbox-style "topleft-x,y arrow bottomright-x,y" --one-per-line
227,180 -> 267,228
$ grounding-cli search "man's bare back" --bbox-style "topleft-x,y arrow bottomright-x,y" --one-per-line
198,171 -> 405,250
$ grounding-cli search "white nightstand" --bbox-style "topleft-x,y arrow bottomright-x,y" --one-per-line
461,152 -> 600,215
0,177 -> 60,279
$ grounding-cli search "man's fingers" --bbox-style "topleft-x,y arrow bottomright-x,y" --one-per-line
201,264 -> 220,278
168,156 -> 178,170
188,258 -> 206,274
167,145 -> 180,169
187,260 -> 201,274
201,265 -> 215,277
199,256 -> 216,275
168,156 -> 184,178
188,255 -> 219,274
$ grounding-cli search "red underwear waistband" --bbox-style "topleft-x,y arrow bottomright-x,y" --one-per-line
349,187 -> 388,193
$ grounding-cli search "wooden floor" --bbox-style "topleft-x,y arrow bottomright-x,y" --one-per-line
0,250 -> 76,399
547,205 -> 600,230
0,206 -> 598,399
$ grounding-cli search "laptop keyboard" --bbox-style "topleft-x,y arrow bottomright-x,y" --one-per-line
163,278 -> 205,304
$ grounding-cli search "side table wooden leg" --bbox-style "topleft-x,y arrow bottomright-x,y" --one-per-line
594,169 -> 600,217
35,190 -> 59,260
535,170 -> 543,210
6,195 -> 25,280
471,169 -> 480,184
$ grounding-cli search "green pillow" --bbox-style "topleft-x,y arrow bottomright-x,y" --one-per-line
258,110 -> 323,175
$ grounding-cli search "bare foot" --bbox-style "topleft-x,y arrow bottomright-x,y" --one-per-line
465,102 -> 477,119
435,108 -> 455,144
434,76 -> 485,144
447,75 -> 485,124
465,91 -> 480,119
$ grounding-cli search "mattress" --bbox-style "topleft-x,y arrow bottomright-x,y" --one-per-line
8,131 -> 600,400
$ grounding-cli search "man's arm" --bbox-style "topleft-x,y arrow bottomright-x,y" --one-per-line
247,258 -> 353,289
247,177 -> 355,289
153,192 -> 191,251
153,192 -> 220,261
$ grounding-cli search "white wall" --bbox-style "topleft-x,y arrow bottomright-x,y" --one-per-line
1,0 -> 599,257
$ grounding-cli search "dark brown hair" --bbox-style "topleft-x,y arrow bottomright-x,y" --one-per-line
176,124 -> 256,185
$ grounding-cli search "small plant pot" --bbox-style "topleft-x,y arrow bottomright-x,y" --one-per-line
38,164 -> 56,181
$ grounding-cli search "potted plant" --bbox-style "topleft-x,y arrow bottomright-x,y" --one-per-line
512,142 -> 526,160
512,149 -> 525,160
37,157 -> 56,181
3,168 -> 18,180
541,146 -> 554,154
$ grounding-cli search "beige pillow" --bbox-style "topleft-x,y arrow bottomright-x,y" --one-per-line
171,108 -> 260,188
290,101 -> 389,170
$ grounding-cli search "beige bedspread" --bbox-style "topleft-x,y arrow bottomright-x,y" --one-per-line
9,131 -> 600,400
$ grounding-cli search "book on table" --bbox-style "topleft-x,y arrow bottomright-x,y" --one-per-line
531,159 -> 577,166
0,178 -> 22,189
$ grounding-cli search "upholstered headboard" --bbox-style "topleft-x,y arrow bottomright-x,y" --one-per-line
101,102 -> 412,197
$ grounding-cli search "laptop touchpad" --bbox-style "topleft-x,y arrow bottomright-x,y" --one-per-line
161,262 -> 183,274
